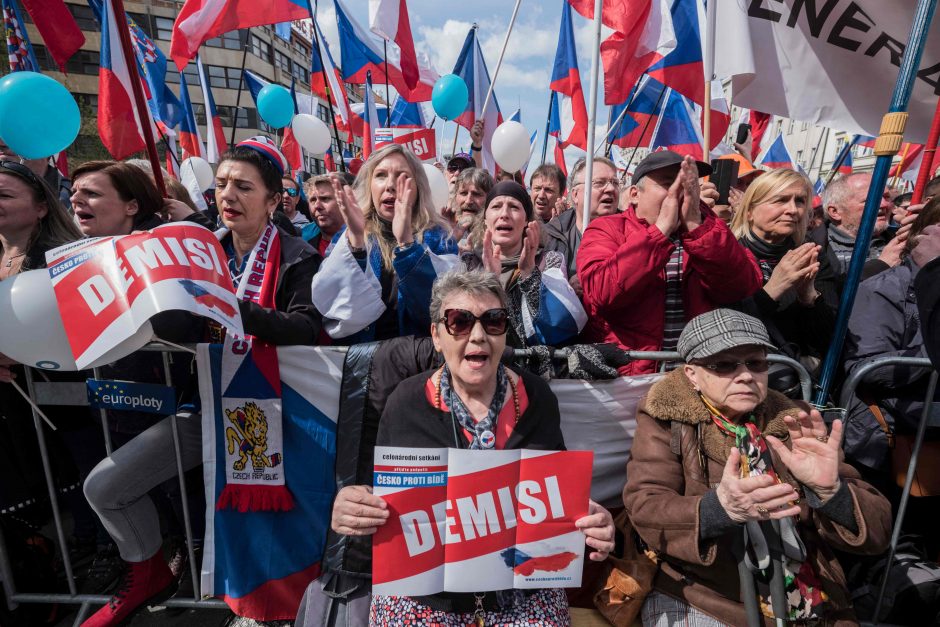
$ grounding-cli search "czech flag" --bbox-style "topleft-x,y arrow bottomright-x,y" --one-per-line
453,27 -> 503,172
311,18 -> 351,139
609,75 -> 668,149
650,88 -> 704,160
699,79 -> 731,151
548,92 -> 568,176
178,70 -> 206,161
98,0 -> 148,159
349,102 -> 390,138
748,110 -> 774,160
758,133 -> 797,170
197,56 -> 227,163
361,73 -> 381,160
323,146 -> 336,172
890,143 -> 925,181
19,0 -> 83,72
170,0 -> 308,70
389,95 -> 426,128
334,0 -> 437,102
550,1 -> 588,150
569,0 -> 676,106
368,0 -> 420,91
646,0 -> 704,105
837,145 -> 854,175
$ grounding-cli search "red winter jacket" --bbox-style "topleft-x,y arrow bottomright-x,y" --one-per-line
576,205 -> 762,375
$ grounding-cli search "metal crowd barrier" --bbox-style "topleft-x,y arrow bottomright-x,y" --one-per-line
0,343 -> 813,625
839,355 -> 938,626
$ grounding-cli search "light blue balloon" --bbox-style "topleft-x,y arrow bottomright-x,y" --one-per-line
431,74 -> 469,121
0,72 -> 80,159
257,84 -> 295,129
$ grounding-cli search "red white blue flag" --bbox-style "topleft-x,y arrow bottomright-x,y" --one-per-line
178,70 -> 207,160
389,95 -> 426,129
368,0 -> 420,91
758,133 -> 797,170
281,78 -> 303,174
311,18 -> 351,139
453,28 -> 503,172
198,344 -> 342,621
361,72 -> 381,160
550,1 -> 588,150
645,0 -> 704,105
650,88 -> 704,160
335,0 -> 437,102
98,0 -> 149,159
2,0 -> 38,72
170,0 -> 308,70
609,75 -> 668,149
197,55 -> 227,163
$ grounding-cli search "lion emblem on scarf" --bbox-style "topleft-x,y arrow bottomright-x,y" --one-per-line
225,402 -> 282,472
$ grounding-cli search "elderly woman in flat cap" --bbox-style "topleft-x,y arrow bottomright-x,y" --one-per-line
459,180 -> 586,347
623,309 -> 891,627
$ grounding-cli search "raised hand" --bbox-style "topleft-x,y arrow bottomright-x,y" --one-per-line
766,410 -> 843,503
331,485 -> 389,536
655,169 -> 683,238
679,156 -> 703,231
517,221 -> 540,279
392,173 -> 416,247
700,180 -> 720,211
482,229 -> 503,274
470,119 -> 484,146
331,174 -> 367,249
764,243 -> 819,301
553,197 -> 567,219
912,224 -> 940,268
716,448 -> 802,522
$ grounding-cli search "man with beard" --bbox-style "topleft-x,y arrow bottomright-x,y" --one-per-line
448,167 -> 493,244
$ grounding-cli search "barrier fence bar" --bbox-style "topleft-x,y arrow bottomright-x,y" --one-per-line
91,367 -> 113,456
0,343 -> 815,618
838,355 -> 937,624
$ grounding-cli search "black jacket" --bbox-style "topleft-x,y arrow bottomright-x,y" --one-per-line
914,256 -> 940,369
541,207 -> 581,278
375,367 -> 565,613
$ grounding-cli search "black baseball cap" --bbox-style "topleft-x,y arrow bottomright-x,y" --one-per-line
447,152 -> 473,170
631,150 -> 711,186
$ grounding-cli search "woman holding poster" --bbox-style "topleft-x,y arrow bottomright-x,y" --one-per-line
81,139 -> 323,627
311,144 -> 458,342
330,271 -> 614,625
624,309 -> 891,626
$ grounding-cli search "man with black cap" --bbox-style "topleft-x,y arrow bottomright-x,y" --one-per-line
577,152 -> 763,375
444,152 -> 474,190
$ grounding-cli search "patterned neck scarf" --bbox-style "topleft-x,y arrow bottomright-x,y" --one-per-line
439,364 -> 508,449
703,396 -> 828,621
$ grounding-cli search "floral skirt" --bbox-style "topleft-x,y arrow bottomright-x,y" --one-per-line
369,589 -> 570,626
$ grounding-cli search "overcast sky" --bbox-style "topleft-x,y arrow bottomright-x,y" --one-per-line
313,0 -> 613,171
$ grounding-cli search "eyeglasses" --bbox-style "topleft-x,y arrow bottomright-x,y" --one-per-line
574,178 -> 620,190
439,308 -> 509,337
697,358 -> 770,375
447,162 -> 470,173
283,187 -> 299,197
0,160 -> 43,191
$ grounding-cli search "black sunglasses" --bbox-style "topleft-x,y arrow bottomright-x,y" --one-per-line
697,358 -> 770,375
0,160 -> 43,191
439,308 -> 509,337
283,187 -> 299,197
447,162 -> 469,173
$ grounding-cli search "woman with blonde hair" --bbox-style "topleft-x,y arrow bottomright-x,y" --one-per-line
312,143 -> 458,341
729,168 -> 836,381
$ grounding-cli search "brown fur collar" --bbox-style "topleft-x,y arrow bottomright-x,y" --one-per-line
643,369 -> 807,466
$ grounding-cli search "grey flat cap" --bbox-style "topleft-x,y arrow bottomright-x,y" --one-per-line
678,309 -> 775,362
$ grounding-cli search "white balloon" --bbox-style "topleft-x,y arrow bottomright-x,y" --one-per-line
0,270 -> 154,371
490,121 -> 531,173
422,163 -> 450,213
180,157 -> 214,193
292,113 -> 332,154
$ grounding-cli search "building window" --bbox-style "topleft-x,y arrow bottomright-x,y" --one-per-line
206,30 -> 244,50
154,16 -> 174,41
317,104 -> 330,123
274,50 -> 292,73
218,106 -> 252,129
126,13 -> 151,38
250,35 -> 272,63
65,50 -> 100,75
68,3 -> 98,31
291,60 -> 310,85
77,94 -> 99,116
207,65 -> 242,90
164,64 -> 200,85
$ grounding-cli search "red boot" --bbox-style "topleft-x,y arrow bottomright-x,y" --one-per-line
81,552 -> 177,627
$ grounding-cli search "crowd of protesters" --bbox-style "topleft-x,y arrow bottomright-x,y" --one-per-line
2,126 -> 940,627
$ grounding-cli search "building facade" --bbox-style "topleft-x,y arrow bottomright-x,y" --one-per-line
14,0 -> 362,172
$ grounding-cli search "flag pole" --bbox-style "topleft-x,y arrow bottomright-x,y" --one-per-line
581,0 -> 603,232
913,98 -> 940,203
230,28 -> 251,147
309,0 -> 346,172
702,0 -> 718,154
806,127 -> 829,180
480,0 -> 523,118
540,91 -> 554,165
825,137 -> 855,184
892,142 -> 913,189
110,0 -> 166,197
814,0 -> 939,407
451,121 -> 460,157
622,85 -> 668,179
383,40 -> 392,127
595,106 -> 632,156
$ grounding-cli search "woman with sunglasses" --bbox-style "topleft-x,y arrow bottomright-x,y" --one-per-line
623,309 -> 890,627
329,271 -> 614,624
460,181 -> 586,347
312,144 -> 457,341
